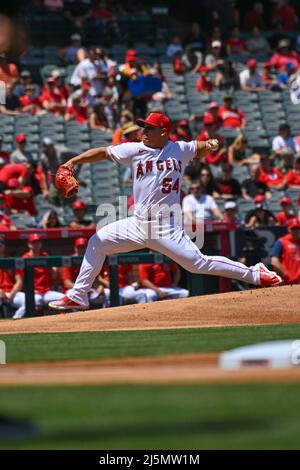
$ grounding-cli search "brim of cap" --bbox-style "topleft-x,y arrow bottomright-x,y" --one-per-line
136,118 -> 158,128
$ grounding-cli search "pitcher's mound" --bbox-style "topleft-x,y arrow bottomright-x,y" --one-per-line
1,285 -> 299,335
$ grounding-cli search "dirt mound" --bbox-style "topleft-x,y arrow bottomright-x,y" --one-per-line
1,285 -> 299,335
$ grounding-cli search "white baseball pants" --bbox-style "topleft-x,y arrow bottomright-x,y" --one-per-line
67,216 -> 261,307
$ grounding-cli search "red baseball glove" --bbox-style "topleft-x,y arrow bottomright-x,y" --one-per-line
55,165 -> 79,198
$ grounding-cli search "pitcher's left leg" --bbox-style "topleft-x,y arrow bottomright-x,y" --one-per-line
150,228 -> 262,285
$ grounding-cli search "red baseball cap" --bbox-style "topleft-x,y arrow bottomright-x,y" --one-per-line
288,218 -> 300,230
74,237 -> 88,248
203,114 -> 215,125
28,233 -> 43,243
72,199 -> 85,210
208,102 -> 218,109
247,59 -> 257,68
263,61 -> 272,68
136,113 -> 172,134
126,49 -> 137,61
15,133 -> 26,143
280,197 -> 292,205
178,119 -> 188,126
254,194 -> 265,203
199,65 -> 209,73
7,178 -> 19,188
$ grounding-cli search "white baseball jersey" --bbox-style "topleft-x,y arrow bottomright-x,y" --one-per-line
107,140 -> 197,218
66,138 -> 262,307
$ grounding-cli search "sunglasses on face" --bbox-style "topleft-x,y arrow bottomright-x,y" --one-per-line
201,173 -> 210,177
191,186 -> 201,191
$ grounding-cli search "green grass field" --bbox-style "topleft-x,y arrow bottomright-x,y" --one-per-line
2,323 -> 300,363
1,324 -> 300,449
1,383 -> 300,449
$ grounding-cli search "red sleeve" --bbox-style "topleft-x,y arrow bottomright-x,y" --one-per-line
20,164 -> 29,179
286,170 -> 294,185
62,266 -> 73,282
138,264 -> 153,281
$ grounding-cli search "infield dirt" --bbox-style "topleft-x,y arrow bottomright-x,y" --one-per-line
1,285 -> 299,385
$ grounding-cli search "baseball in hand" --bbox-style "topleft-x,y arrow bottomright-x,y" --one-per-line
206,139 -> 219,152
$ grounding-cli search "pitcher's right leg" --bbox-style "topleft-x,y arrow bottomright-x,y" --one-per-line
49,217 -> 145,311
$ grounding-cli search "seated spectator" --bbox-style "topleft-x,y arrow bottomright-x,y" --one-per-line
218,94 -> 245,128
89,100 -> 110,131
65,89 -> 88,124
121,122 -> 142,143
138,261 -> 189,301
197,116 -> 226,165
63,0 -> 92,32
268,20 -> 289,51
207,26 -> 224,50
244,194 -> 277,227
51,69 -> 71,101
199,165 -> 218,195
242,163 -> 271,200
269,38 -> 299,71
117,263 -> 157,305
38,209 -> 62,229
272,123 -> 298,162
11,134 -> 34,164
182,179 -> 223,224
259,155 -> 285,190
223,201 -> 241,224
271,0 -> 298,32
214,60 -> 240,92
228,134 -> 260,166
213,163 -> 242,201
0,160 -> 28,186
183,159 -> 205,185
25,161 -> 44,197
243,2 -> 265,31
0,53 -> 19,86
246,27 -> 270,56
270,218 -> 300,285
184,22 -> 206,53
0,195 -> 16,230
284,156 -> 300,187
69,199 -> 94,228
40,76 -> 67,115
0,238 -> 23,317
239,59 -> 264,92
13,233 -> 64,319
166,35 -> 184,59
0,135 -> 10,162
276,197 -> 295,225
3,177 -> 37,216
58,33 -> 87,64
262,61 -> 280,90
195,65 -> 213,93
0,82 -> 20,115
205,40 -> 224,71
226,27 -> 247,56
19,84 -> 42,115
63,237 -> 106,308
13,70 -> 40,99
40,137 -> 74,205
112,110 -> 134,145
182,46 -> 203,73
276,61 -> 297,89
202,102 -> 222,130
172,50 -> 188,75
170,120 -> 192,142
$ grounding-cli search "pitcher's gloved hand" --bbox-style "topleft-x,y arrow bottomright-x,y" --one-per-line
55,164 -> 78,198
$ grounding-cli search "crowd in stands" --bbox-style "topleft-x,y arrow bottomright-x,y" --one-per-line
0,0 -> 300,317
